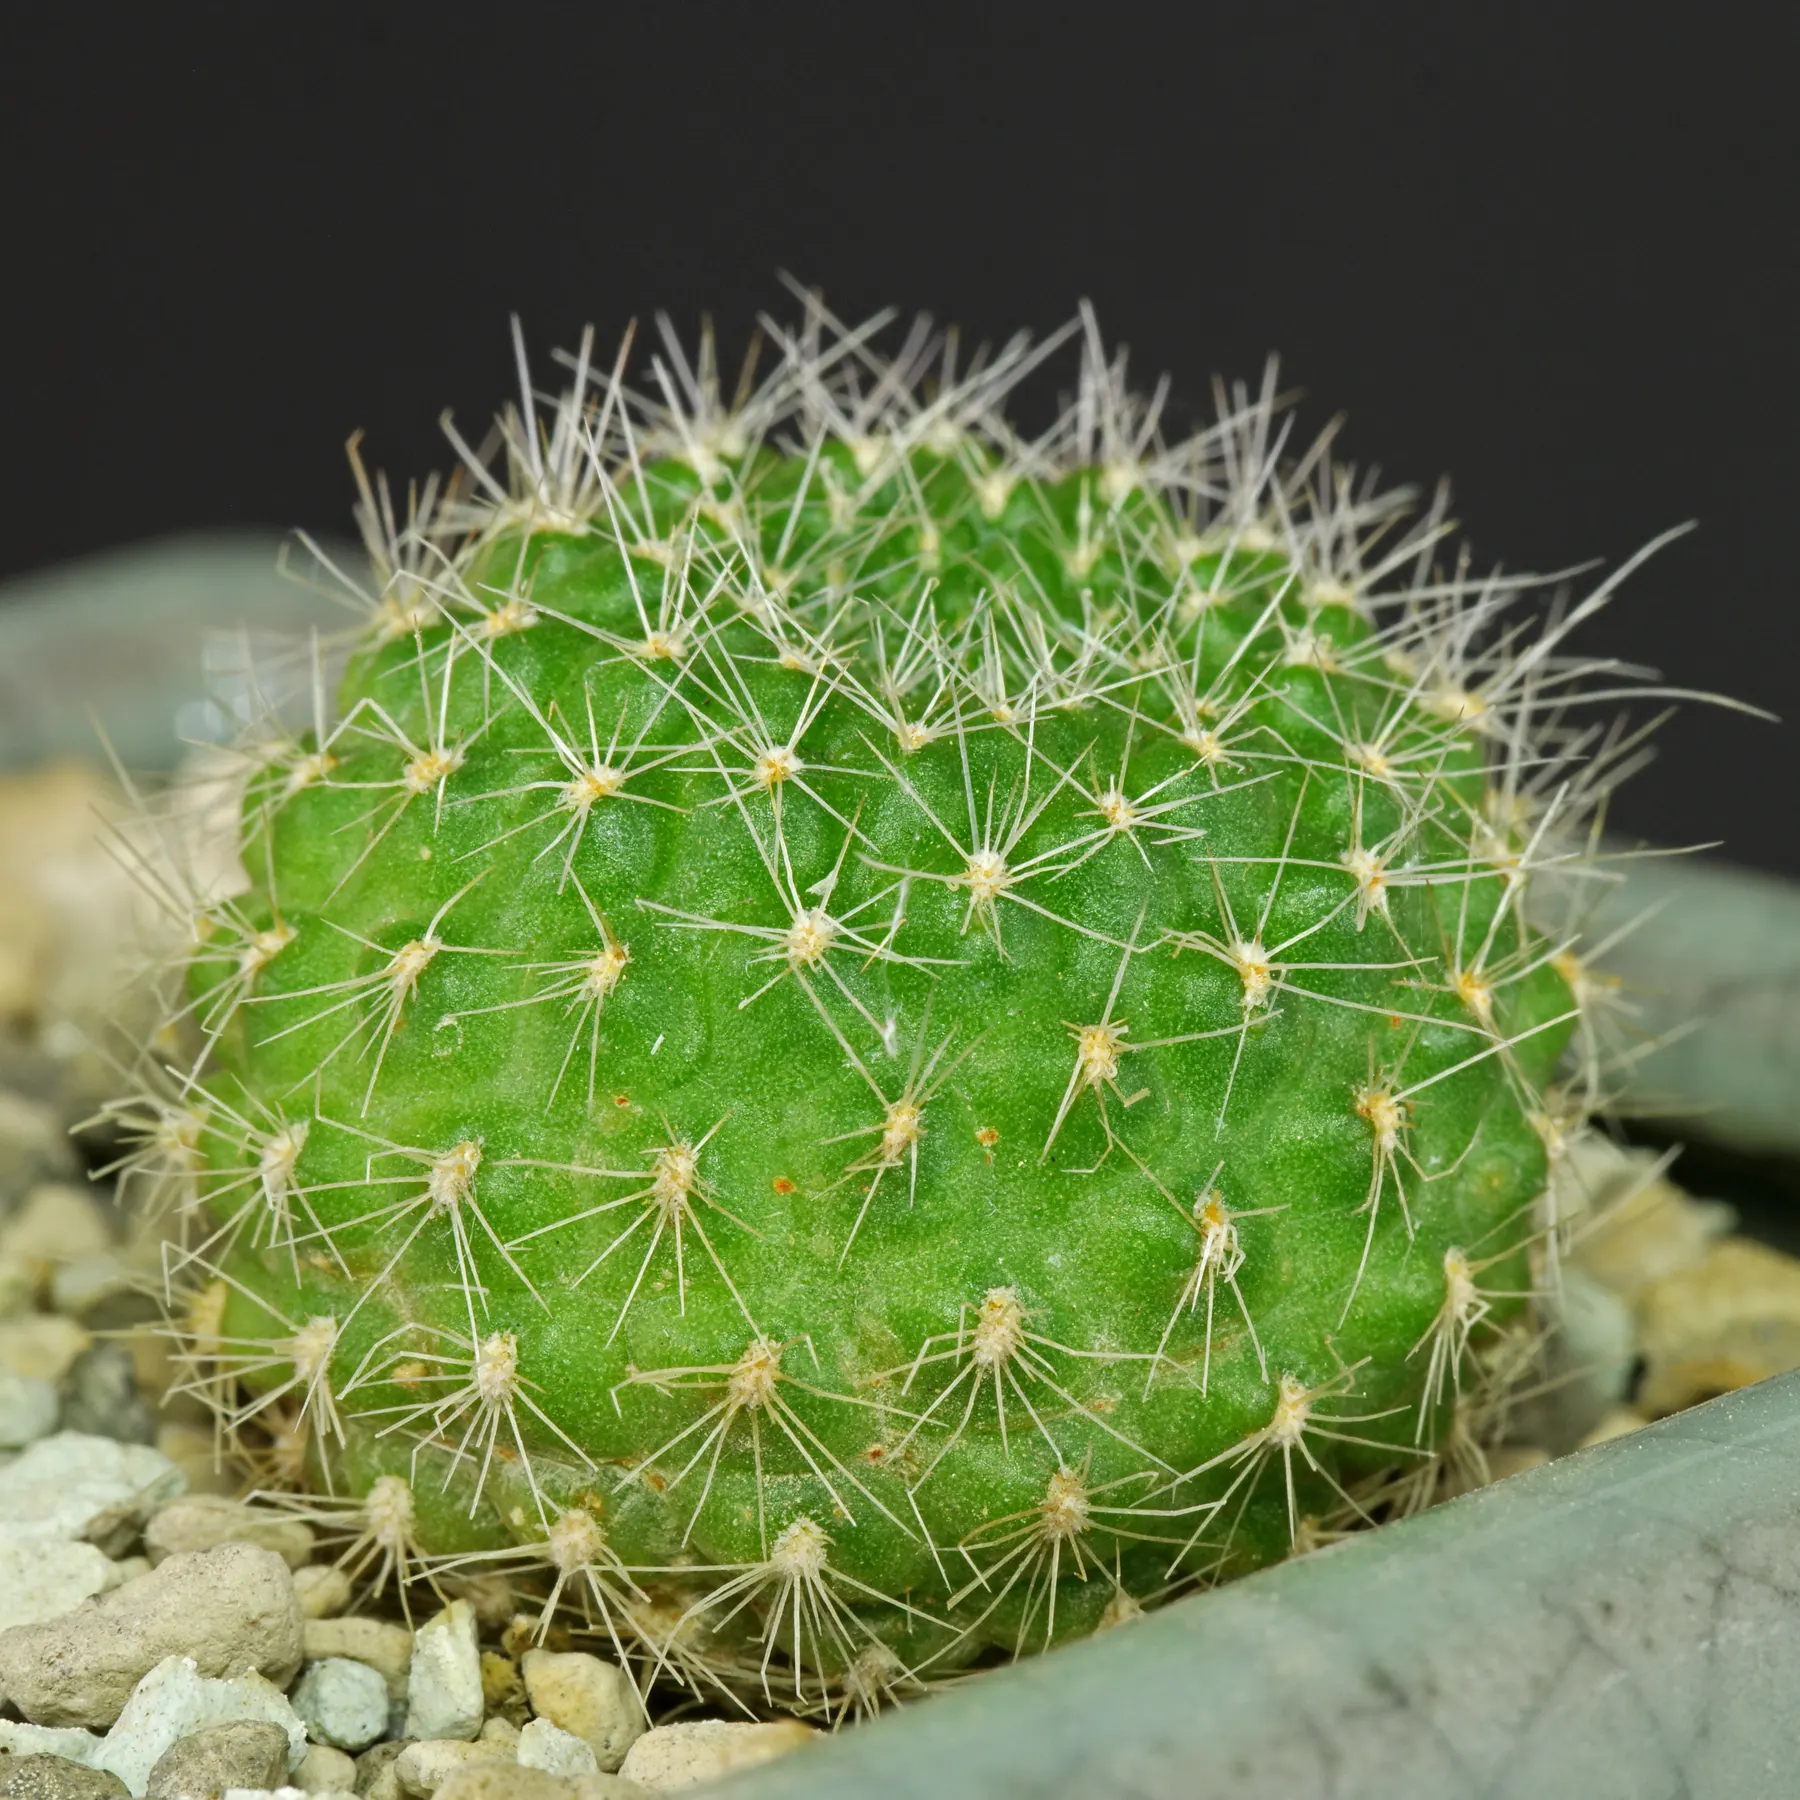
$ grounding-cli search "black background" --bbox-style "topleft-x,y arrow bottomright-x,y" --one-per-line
3,12 -> 1796,872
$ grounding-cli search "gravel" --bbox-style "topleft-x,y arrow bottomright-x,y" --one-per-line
0,1544 -> 304,1729
402,1606 -> 483,1745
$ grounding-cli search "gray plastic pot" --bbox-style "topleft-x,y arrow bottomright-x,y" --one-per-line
5,538 -> 1796,1800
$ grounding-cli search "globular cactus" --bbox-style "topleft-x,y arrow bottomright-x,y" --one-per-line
118,295 -> 1666,1718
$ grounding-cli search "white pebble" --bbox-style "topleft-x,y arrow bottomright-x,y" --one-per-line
0,1535 -> 118,1632
519,1650 -> 642,1771
0,1431 -> 185,1550
92,1655 -> 306,1797
404,1600 -> 484,1742
0,1716 -> 105,1765
618,1720 -> 816,1791
290,1656 -> 389,1752
516,1716 -> 599,1780
302,1617 -> 413,1701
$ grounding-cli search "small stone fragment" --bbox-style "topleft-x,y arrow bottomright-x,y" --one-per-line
0,1544 -> 302,1728
57,1347 -> 155,1447
474,1722 -> 517,1749
1567,1144 -> 1734,1298
291,1743 -> 357,1795
519,1652 -> 641,1772
289,1567 -> 351,1621
49,1251 -> 137,1320
403,1604 -> 483,1744
290,1660 -> 389,1753
0,1753 -> 129,1798
302,1621 -> 413,1704
0,1316 -> 92,1384
0,1185 -> 112,1280
1578,1404 -> 1651,1449
616,1721 -> 815,1791
517,1719 -> 598,1781
0,1252 -> 35,1320
0,1538 -> 120,1633
0,1723 -> 105,1766
391,1740 -> 512,1798
0,1370 -> 60,1447
351,1740 -> 411,1800
1636,1237 -> 1800,1414
145,1500 -> 314,1572
0,1090 -> 74,1198
0,1433 -> 184,1553
434,1767 -> 644,1800
92,1657 -> 305,1796
144,1720 -> 290,1800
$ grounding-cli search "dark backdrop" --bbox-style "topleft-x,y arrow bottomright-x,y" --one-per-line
3,12 -> 1795,871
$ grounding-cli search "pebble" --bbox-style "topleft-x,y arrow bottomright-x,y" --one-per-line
290,1743 -> 356,1795
0,1754 -> 128,1798
143,1721 -> 289,1800
475,1721 -> 518,1749
1637,1236 -> 1800,1413
289,1567 -> 350,1621
392,1739 -> 513,1798
0,1723 -> 104,1766
0,1539 -> 124,1633
1578,1404 -> 1651,1448
0,1253 -> 34,1320
0,1316 -> 92,1383
617,1721 -> 815,1791
403,1604 -> 483,1744
351,1741 -> 411,1800
519,1652 -> 642,1772
517,1719 -> 598,1781
90,1657 -> 305,1797
0,1370 -> 60,1447
144,1500 -> 314,1572
58,1346 -> 155,1447
0,1433 -> 184,1553
301,1619 -> 413,1701
0,1186 -> 112,1281
49,1252 -> 137,1321
434,1768 -> 645,1800
0,1543 -> 303,1728
0,1090 -> 73,1198
290,1658 -> 389,1752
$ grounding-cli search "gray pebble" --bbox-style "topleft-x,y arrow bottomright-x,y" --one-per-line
352,1742 -> 411,1800
291,1660 -> 389,1754
0,1754 -> 128,1799
57,1347 -> 155,1447
144,1721 -> 289,1800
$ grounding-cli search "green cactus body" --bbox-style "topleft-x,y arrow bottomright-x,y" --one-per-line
144,306 -> 1596,1711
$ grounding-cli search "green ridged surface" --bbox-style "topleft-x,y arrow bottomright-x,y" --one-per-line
169,381 -> 1575,1696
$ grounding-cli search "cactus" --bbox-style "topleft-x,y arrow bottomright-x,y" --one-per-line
119,295 -> 1672,1718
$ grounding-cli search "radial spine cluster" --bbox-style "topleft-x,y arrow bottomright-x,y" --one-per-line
113,292 -> 1675,1720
